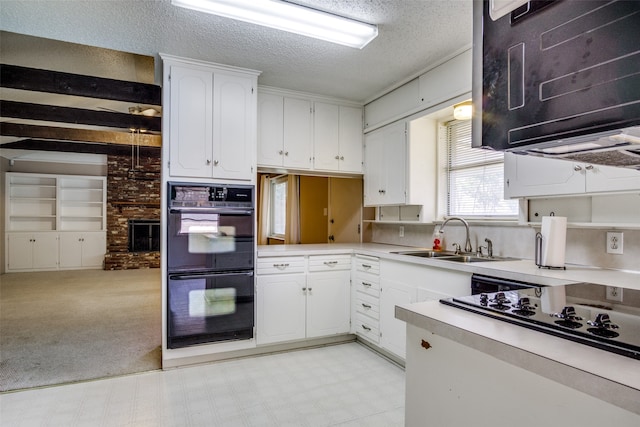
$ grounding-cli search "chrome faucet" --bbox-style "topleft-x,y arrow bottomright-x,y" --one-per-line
438,217 -> 472,253
485,238 -> 493,258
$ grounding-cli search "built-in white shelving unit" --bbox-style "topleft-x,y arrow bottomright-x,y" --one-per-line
5,172 -> 107,271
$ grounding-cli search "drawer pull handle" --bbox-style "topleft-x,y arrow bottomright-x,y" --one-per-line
362,282 -> 372,287
361,303 -> 372,309
273,263 -> 290,268
362,264 -> 372,268
361,325 -> 371,331
323,261 -> 338,265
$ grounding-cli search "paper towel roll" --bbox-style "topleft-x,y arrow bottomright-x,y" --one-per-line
540,216 -> 567,268
540,286 -> 567,314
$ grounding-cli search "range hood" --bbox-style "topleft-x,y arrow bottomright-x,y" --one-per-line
472,0 -> 640,169
510,127 -> 640,170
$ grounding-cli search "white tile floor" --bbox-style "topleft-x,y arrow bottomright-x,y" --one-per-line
0,342 -> 405,427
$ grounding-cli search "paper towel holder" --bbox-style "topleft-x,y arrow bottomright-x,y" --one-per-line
535,232 -> 566,270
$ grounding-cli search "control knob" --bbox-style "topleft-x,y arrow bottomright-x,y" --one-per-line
587,313 -> 619,330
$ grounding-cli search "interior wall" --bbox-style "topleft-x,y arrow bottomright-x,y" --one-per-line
299,176 -> 329,244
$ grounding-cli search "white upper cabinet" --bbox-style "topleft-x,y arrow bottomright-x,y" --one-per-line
364,78 -> 421,131
363,121 -> 407,206
419,49 -> 472,109
504,153 -> 640,198
164,56 -> 260,181
168,64 -> 213,179
283,97 -> 314,169
363,115 -> 436,218
213,72 -> 257,180
313,103 -> 363,173
364,48 -> 471,132
257,93 -> 313,169
257,89 -> 363,174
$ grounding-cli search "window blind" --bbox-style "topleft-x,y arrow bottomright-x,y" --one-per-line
446,120 -> 518,217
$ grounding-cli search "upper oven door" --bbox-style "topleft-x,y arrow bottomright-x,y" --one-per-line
167,207 -> 254,273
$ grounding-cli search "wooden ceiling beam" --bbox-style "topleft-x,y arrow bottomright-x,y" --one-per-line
0,123 -> 162,147
1,64 -> 161,105
1,100 -> 161,132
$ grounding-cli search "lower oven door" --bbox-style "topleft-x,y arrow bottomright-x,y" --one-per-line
167,271 -> 254,349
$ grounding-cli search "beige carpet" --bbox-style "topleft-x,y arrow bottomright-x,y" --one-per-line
0,268 -> 162,392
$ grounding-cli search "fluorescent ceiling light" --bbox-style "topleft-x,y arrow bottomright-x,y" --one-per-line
172,0 -> 378,49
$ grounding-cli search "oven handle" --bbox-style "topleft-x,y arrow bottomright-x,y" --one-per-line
169,271 -> 254,280
169,207 -> 254,215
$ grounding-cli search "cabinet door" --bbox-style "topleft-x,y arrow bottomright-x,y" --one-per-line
382,121 -> 408,204
363,128 -> 385,205
418,49 -> 471,108
313,102 -> 341,171
256,274 -> 306,345
585,164 -> 640,193
81,232 -> 106,268
380,278 -> 416,359
168,65 -> 213,178
32,233 -> 59,269
338,106 -> 363,173
6,233 -> 34,270
504,153 -> 585,198
213,72 -> 256,180
283,98 -> 313,169
257,93 -> 285,167
59,232 -> 83,268
306,270 -> 351,338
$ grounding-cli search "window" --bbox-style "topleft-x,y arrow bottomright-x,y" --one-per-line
445,119 -> 518,218
270,176 -> 287,238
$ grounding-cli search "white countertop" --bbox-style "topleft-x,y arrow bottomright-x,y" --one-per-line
396,299 -> 640,415
258,243 -> 640,290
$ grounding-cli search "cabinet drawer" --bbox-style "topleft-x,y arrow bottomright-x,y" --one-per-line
308,254 -> 351,272
354,273 -> 380,297
257,257 -> 306,275
354,255 -> 380,274
355,313 -> 379,343
355,291 -> 379,320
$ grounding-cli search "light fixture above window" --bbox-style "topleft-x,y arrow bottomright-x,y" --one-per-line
453,100 -> 473,121
172,0 -> 378,49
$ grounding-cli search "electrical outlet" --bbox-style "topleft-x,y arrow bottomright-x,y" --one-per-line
606,232 -> 623,254
399,226 -> 404,237
606,286 -> 623,302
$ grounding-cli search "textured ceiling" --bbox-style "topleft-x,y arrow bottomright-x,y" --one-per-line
0,0 -> 472,103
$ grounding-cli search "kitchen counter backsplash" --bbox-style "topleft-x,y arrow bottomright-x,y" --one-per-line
370,223 -> 639,272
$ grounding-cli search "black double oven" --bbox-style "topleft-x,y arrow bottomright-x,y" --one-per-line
166,182 -> 255,349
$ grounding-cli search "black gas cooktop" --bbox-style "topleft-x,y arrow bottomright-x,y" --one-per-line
441,283 -> 640,360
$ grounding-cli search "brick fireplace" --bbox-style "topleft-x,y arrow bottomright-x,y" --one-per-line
104,150 -> 161,270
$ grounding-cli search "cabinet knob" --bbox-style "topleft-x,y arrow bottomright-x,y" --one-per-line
340,156 -> 344,160
585,164 -> 594,170
278,150 -> 283,155
214,160 -> 219,166
308,287 -> 312,291
574,165 -> 583,171
302,287 -> 307,291
284,151 -> 289,156
335,155 -> 340,160
206,159 -> 212,165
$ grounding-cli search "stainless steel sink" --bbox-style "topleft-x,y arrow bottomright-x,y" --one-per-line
392,250 -> 519,263
391,250 -> 459,258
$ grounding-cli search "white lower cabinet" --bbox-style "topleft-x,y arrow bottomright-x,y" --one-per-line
352,255 -> 381,343
377,259 -> 471,360
58,232 -> 106,269
256,273 -> 307,344
256,254 -> 351,345
6,232 -> 58,271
